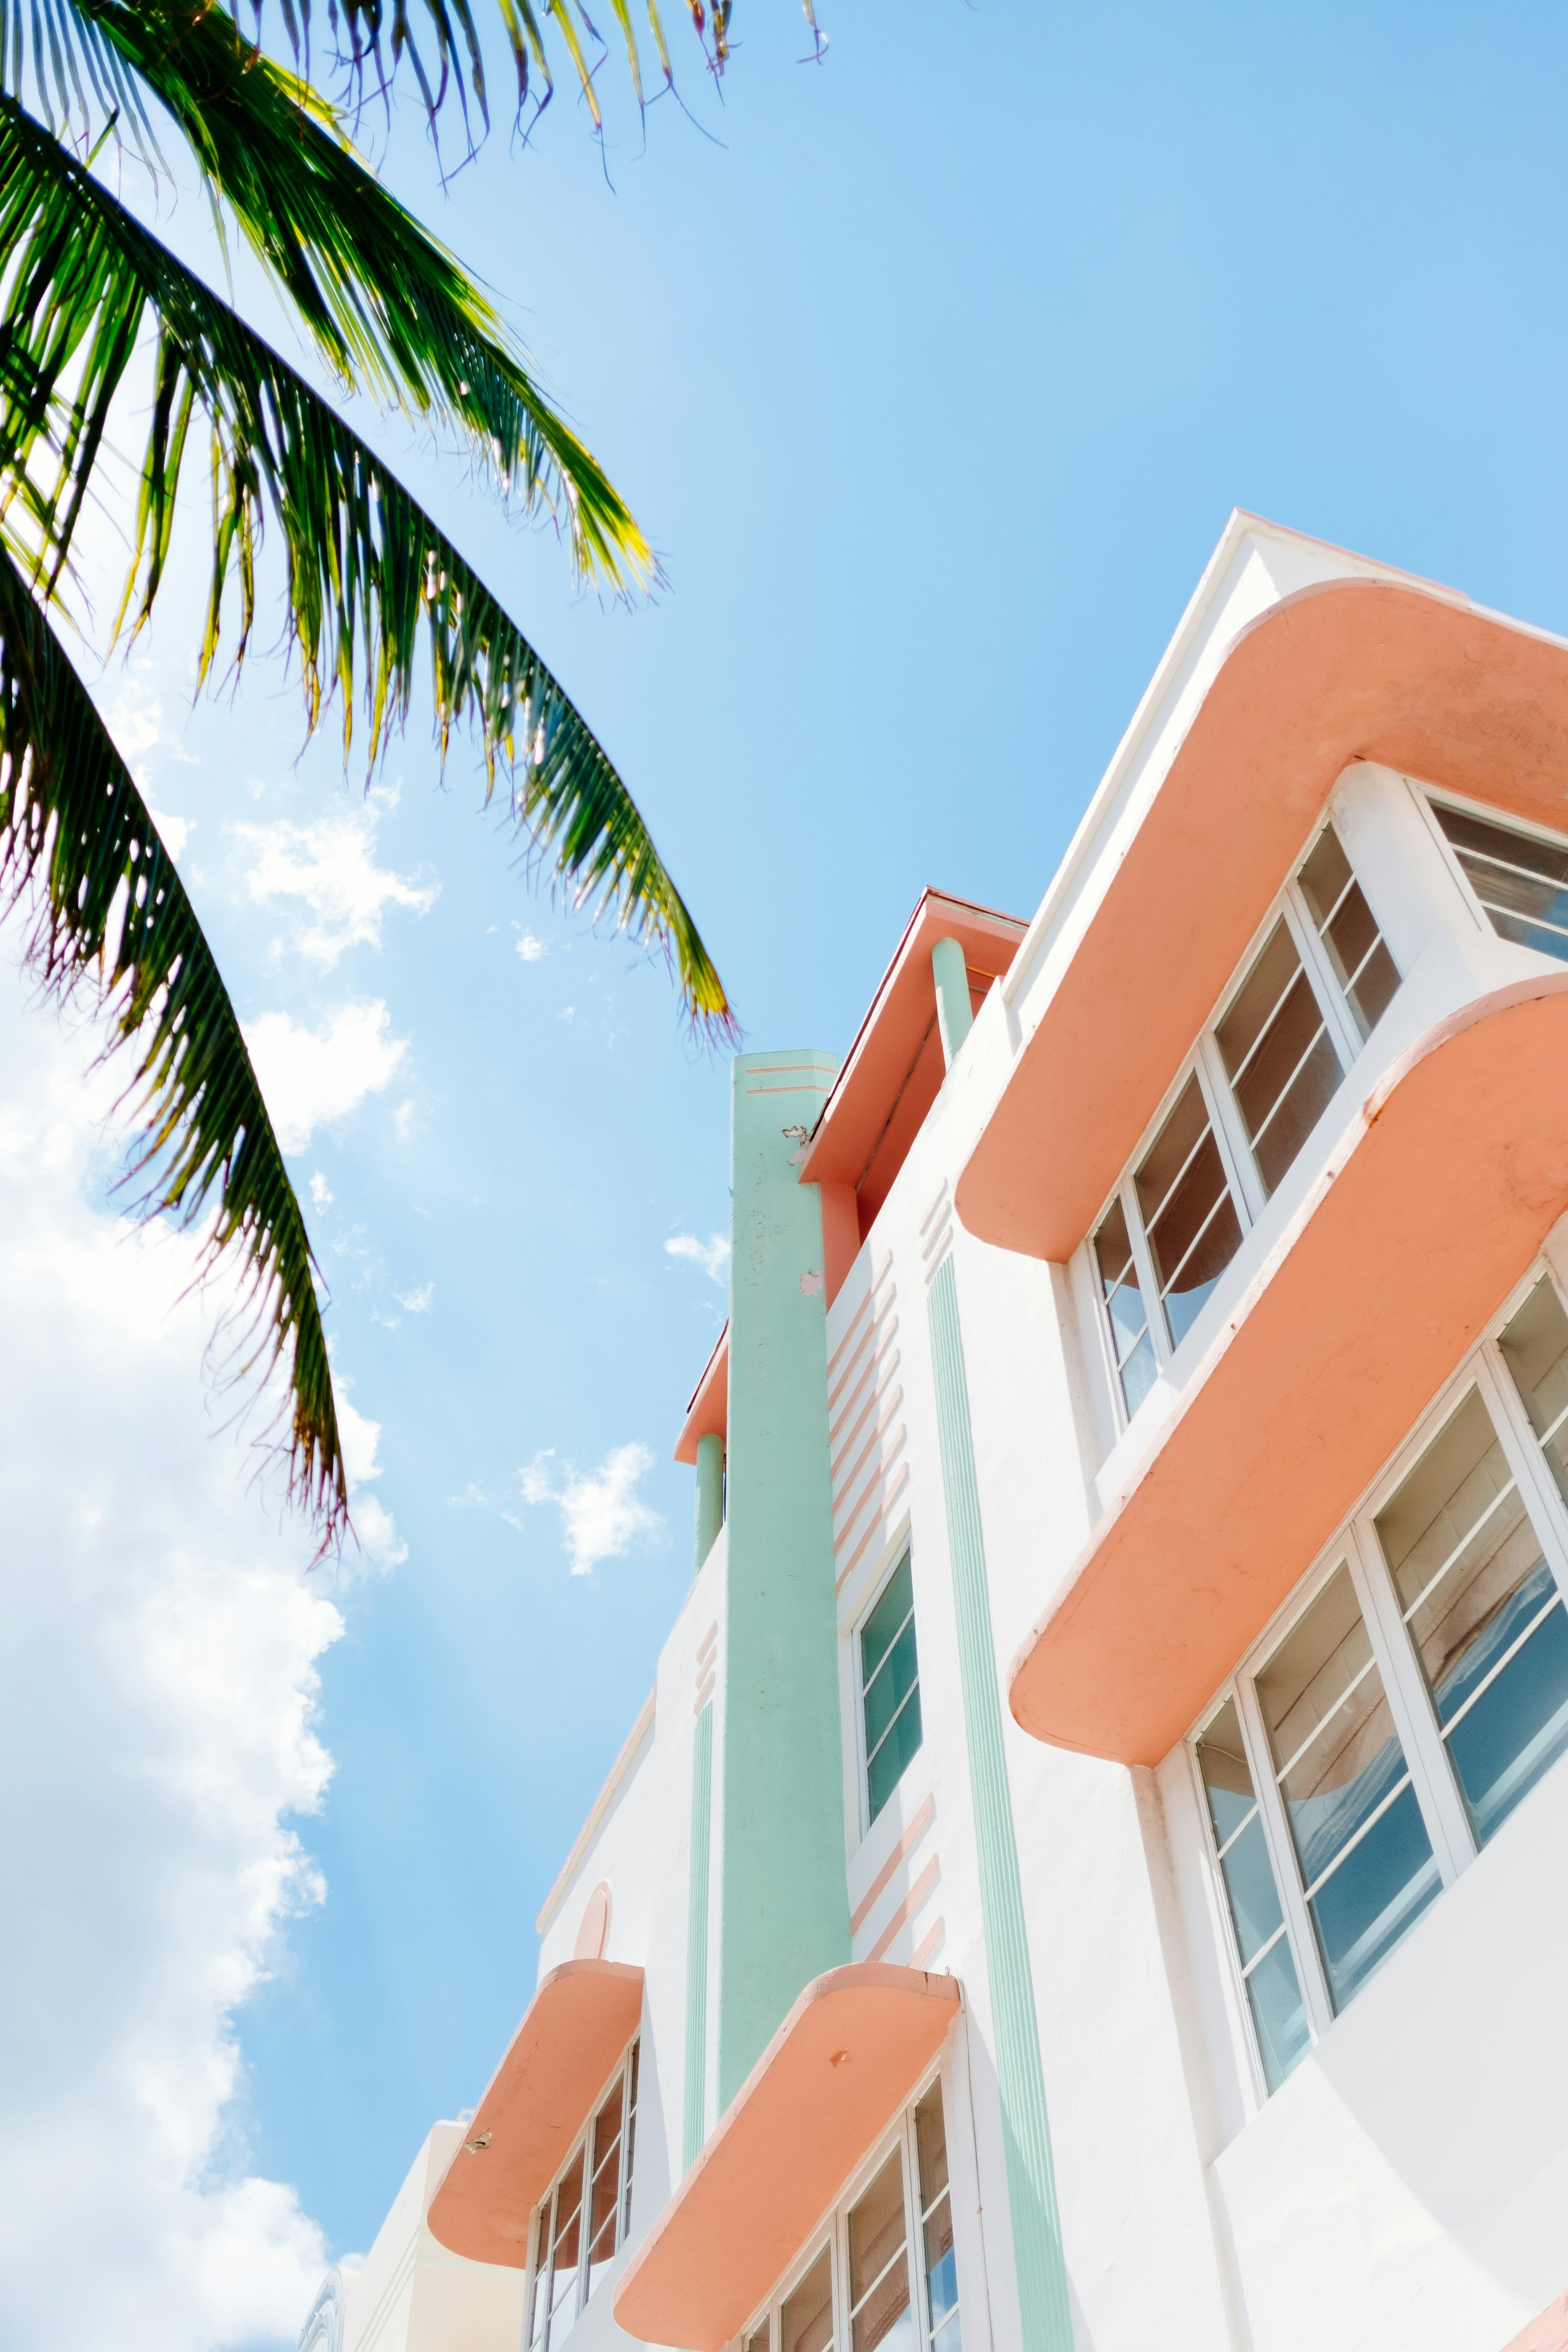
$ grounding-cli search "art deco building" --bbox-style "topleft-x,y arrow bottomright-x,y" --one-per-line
302,515 -> 1568,2352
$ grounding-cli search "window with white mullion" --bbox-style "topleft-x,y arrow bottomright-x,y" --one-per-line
1229,1671 -> 1336,2048
524,2038 -> 640,2352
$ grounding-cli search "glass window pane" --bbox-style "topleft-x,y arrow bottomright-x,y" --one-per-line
1499,1277 -> 1568,1507
864,1558 -> 922,1824
782,2247 -> 835,2352
1256,1566 -> 1438,2009
1093,1196 -> 1156,1418
862,1555 -> 914,1686
849,2150 -> 913,2352
1134,1076 -> 1243,1349
1298,825 -> 1399,1038
748,2330 -> 771,2352
1195,1701 -> 1309,2088
1216,920 -> 1342,1196
914,2085 -> 958,2350
868,1684 -> 924,1823
548,2147 -> 584,2335
1433,803 -> 1568,964
586,2074 -> 624,2287
864,1618 -> 918,1753
528,2200 -> 551,2352
621,2039 -> 639,2236
1379,1379 -> 1568,1843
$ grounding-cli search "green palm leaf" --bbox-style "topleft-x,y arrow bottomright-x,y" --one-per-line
0,95 -> 733,1033
3,0 -> 653,589
0,542 -> 348,1549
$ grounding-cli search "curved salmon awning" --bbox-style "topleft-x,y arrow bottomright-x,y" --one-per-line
1009,978 -> 1568,1765
956,575 -> 1568,1263
613,1963 -> 960,2351
427,1960 -> 644,2266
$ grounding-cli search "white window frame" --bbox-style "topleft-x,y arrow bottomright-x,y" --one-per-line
854,1546 -> 923,1836
737,2066 -> 957,2352
1189,1254 -> 1568,2100
1087,825 -> 1387,1436
523,2034 -> 641,2352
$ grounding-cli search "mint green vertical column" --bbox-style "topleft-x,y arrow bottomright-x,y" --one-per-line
717,1051 -> 852,2109
693,1432 -> 724,1577
927,1253 -> 1072,2352
682,1700 -> 714,2171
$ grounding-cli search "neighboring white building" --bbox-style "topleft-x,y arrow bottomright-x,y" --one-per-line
307,515 -> 1568,2352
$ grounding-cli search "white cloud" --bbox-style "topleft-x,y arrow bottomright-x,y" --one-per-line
243,1001 -> 407,1153
666,1231 -> 731,1286
147,805 -> 192,860
308,1172 -> 334,1209
394,1283 -> 434,1314
232,785 -> 437,969
514,931 -> 548,962
519,1443 -> 662,1577
392,1098 -> 425,1143
0,985 -> 339,2350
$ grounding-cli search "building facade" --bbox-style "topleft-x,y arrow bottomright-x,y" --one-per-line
308,515 -> 1568,2352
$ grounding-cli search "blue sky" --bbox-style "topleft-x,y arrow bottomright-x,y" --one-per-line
11,4 -> 1568,2342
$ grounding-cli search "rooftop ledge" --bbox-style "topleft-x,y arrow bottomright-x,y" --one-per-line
613,1963 -> 960,2351
426,1960 -> 644,2267
957,574 -> 1568,1263
1008,977 -> 1568,1765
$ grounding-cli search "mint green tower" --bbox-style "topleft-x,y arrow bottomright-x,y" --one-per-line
717,1051 -> 853,2107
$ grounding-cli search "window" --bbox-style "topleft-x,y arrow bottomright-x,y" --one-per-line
1431,800 -> 1568,962
860,1552 -> 923,1825
525,2040 -> 639,2351
1193,1267 -> 1568,2096
743,2077 -> 960,2352
1091,824 -> 1399,1421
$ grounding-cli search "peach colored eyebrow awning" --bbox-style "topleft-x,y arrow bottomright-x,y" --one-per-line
1009,978 -> 1568,1765
957,575 -> 1568,1265
425,1960 -> 644,2267
613,1962 -> 960,2352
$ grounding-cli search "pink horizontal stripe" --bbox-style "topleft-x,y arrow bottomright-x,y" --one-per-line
835,1464 -> 911,1593
693,1674 -> 716,1717
868,1855 -> 940,1963
911,1918 -> 945,1970
833,1427 -> 908,1548
850,1794 -> 935,1936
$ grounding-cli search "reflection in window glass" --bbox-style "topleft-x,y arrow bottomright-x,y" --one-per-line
849,2150 -> 913,2352
1256,1567 -> 1439,2009
1377,1381 -> 1568,1845
1092,1195 -> 1156,1419
1134,1075 -> 1243,1349
586,2077 -> 623,2296
1216,920 -> 1343,1197
782,2247 -> 835,2352
914,2084 -> 960,2352
1433,802 -> 1568,963
862,1554 -> 923,1824
1298,825 -> 1400,1038
1195,1701 -> 1310,2088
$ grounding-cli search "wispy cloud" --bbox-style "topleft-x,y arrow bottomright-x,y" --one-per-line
243,1001 -> 407,1152
394,1283 -> 434,1314
515,930 -> 548,962
519,1443 -> 662,1576
666,1231 -> 731,1286
309,1172 -> 334,1209
232,784 -> 437,968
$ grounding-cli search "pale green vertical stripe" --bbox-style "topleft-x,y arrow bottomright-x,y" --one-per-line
683,1701 -> 714,2172
927,1253 -> 1072,2351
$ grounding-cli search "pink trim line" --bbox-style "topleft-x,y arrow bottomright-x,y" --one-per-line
696,1621 -> 718,1666
868,1855 -> 940,1963
1502,2291 -> 1568,2352
834,1432 -> 909,1550
836,1465 -> 911,1593
829,1319 -> 898,1430
831,1372 -> 903,1485
693,1675 -> 716,1717
911,1918 -> 944,1970
834,1392 -> 906,1512
850,1795 -> 935,1936
827,1258 -> 893,1378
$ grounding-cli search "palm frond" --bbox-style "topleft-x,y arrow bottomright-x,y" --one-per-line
2,0 -> 653,590
0,541 -> 348,1549
0,95 -> 733,1035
